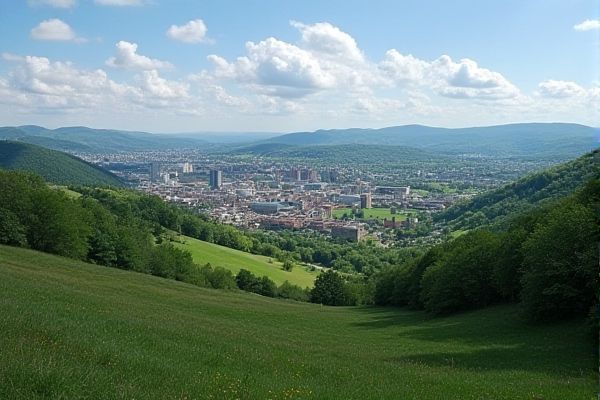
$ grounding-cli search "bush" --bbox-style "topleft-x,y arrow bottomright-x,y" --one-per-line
277,281 -> 310,302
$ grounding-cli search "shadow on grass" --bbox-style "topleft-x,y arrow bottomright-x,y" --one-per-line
351,305 -> 595,377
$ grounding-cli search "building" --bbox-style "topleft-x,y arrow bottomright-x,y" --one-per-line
331,224 -> 366,242
182,162 -> 194,174
250,201 -> 296,215
209,169 -> 222,189
336,194 -> 361,206
150,162 -> 161,182
375,186 -> 410,199
360,193 -> 372,209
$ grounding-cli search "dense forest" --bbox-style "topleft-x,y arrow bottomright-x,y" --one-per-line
0,141 -> 123,187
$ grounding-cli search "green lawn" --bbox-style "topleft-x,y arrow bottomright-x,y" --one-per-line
172,235 -> 319,288
0,245 -> 595,399
333,207 -> 411,220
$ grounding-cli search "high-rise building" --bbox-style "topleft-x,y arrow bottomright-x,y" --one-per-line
182,162 -> 194,174
360,193 -> 372,209
209,169 -> 222,189
150,162 -> 161,182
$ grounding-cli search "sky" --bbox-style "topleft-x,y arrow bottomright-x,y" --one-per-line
0,0 -> 598,133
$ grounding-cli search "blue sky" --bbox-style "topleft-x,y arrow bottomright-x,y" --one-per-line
0,0 -> 598,132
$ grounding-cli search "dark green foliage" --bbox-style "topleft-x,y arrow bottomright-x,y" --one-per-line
282,259 -> 294,271
0,208 -> 26,246
420,231 -> 502,315
0,141 -> 123,187
235,269 -> 278,298
277,281 -> 310,302
520,196 -> 599,320
200,264 -> 237,290
311,270 -> 349,306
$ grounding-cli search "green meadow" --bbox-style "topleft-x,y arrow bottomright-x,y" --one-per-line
333,207 -> 411,220
0,245 -> 594,400
172,235 -> 319,288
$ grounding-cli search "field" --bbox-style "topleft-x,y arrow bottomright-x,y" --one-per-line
172,235 -> 319,288
333,207 -> 411,220
0,245 -> 595,400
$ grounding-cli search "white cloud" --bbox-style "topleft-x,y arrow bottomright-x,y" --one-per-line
379,50 -> 429,82
380,51 -> 519,100
94,0 -> 143,6
536,80 -> 586,98
137,70 -> 188,99
106,41 -> 172,70
573,19 -> 600,31
167,19 -> 209,44
290,20 -> 364,62
30,19 -> 84,42
28,0 -> 76,8
208,37 -> 336,97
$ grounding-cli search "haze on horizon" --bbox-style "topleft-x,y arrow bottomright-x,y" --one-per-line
0,0 -> 598,133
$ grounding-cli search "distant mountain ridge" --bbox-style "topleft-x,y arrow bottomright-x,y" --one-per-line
0,141 -> 123,187
0,125 -> 209,153
264,123 -> 599,159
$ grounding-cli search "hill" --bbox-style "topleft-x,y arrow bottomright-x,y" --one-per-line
266,123 -> 599,159
172,235 -> 318,287
438,149 -> 600,228
232,143 -> 439,164
0,141 -> 123,187
0,245 -> 594,399
0,125 -> 208,153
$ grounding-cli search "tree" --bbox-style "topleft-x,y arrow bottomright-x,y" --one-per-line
310,270 -> 348,306
0,208 -> 27,246
520,200 -> 598,320
282,259 -> 294,272
236,269 -> 261,292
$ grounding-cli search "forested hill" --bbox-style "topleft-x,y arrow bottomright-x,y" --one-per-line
265,123 -> 599,159
232,143 -> 439,164
0,141 -> 123,187
437,149 -> 600,229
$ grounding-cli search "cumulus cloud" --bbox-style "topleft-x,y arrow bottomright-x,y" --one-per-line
290,20 -> 363,62
536,80 -> 586,98
208,37 -> 336,97
379,50 -> 429,82
106,41 -> 172,70
206,21 -> 383,98
137,70 -> 188,99
573,19 -> 600,31
30,19 -> 84,42
380,51 -> 519,100
28,0 -> 76,8
94,0 -> 143,6
167,19 -> 209,43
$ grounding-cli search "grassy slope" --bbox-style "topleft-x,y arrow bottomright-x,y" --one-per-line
0,245 -> 594,400
333,207 -> 410,220
0,141 -> 123,187
173,235 -> 319,288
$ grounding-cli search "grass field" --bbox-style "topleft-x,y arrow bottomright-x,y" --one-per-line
333,207 -> 410,220
0,245 -> 595,399
172,235 -> 319,288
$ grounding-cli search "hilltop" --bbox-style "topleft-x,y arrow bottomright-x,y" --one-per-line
0,141 -> 123,187
0,245 -> 594,399
265,123 -> 599,159
0,125 -> 208,153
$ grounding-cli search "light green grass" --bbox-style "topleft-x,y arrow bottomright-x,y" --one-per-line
333,207 -> 410,220
0,245 -> 595,400
172,235 -> 318,288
